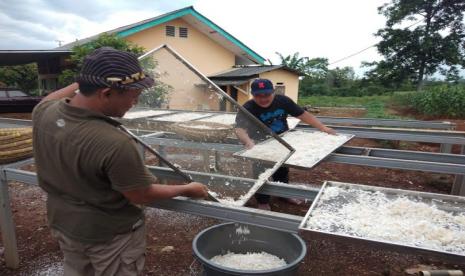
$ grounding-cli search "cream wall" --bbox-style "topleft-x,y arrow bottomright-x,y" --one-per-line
236,83 -> 251,105
149,47 -> 222,110
260,69 -> 300,102
126,18 -> 235,76
123,17 -> 300,105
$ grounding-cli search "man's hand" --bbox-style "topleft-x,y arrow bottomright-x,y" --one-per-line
183,182 -> 209,199
298,112 -> 337,135
235,128 -> 255,149
321,126 -> 337,135
245,141 -> 255,149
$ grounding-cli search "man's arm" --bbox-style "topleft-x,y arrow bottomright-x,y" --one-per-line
41,82 -> 79,102
235,127 -> 255,149
122,182 -> 208,205
297,111 -> 336,135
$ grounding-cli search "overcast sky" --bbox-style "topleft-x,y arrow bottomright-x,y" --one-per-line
0,0 -> 388,72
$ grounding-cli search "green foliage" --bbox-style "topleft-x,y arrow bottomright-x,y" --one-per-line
298,95 -> 403,119
275,52 -> 329,76
299,75 -> 389,97
138,83 -> 171,108
275,52 -> 389,97
298,95 -> 391,108
58,33 -> 145,87
58,33 -> 169,107
58,69 -> 76,87
364,101 -> 392,118
137,58 -> 171,108
405,85 -> 465,118
0,63 -> 38,93
371,0 -> 465,87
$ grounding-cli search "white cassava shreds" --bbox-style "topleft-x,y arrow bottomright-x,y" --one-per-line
184,124 -> 230,130
235,225 -> 250,235
198,114 -> 237,125
240,131 -> 352,168
210,251 -> 286,270
197,114 -> 300,128
209,166 -> 279,206
123,110 -> 173,119
150,112 -> 211,122
305,186 -> 465,255
287,118 -> 300,130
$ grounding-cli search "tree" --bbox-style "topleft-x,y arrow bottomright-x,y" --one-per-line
327,67 -> 355,88
58,33 -> 145,86
305,58 -> 329,79
293,57 -> 330,96
0,63 -> 38,93
275,52 -> 381,96
59,33 -> 169,107
275,52 -> 309,73
275,53 -> 329,96
373,0 -> 465,89
138,58 -> 172,108
275,52 -> 329,77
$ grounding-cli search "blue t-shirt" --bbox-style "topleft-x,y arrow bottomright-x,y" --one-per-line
236,95 -> 304,140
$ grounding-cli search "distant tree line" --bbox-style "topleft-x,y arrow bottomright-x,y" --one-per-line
1,0 -> 463,101
277,0 -> 465,97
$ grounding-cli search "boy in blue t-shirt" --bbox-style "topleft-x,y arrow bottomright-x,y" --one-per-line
235,78 -> 336,210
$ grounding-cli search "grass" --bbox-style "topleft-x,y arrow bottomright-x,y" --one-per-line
298,95 -> 406,119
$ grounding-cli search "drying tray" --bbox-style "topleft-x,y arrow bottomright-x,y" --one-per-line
299,181 -> 465,261
235,130 -> 354,169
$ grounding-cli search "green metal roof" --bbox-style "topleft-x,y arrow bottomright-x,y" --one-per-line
209,65 -> 304,79
57,6 -> 265,64
116,6 -> 265,64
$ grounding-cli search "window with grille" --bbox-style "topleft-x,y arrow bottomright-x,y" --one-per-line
275,83 -> 285,95
166,25 -> 175,37
179,27 -> 188,38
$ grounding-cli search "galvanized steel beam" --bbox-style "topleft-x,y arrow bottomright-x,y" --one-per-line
141,136 -> 465,176
0,118 -> 32,127
326,154 -> 465,175
146,166 -> 320,200
161,110 -> 456,130
149,198 -> 302,233
337,146 -> 465,165
315,116 -> 455,130
1,167 -> 312,236
297,125 -> 465,145
0,117 -> 463,144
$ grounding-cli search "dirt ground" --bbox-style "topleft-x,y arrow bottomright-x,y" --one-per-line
0,110 -> 464,275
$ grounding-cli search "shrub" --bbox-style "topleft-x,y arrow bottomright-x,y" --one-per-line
298,82 -> 389,97
407,85 -> 465,118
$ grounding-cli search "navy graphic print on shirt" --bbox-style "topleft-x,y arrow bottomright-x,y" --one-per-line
259,108 -> 287,133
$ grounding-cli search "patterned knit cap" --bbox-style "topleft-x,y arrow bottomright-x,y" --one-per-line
76,47 -> 154,90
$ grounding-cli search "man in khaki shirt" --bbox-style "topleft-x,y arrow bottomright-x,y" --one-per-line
32,47 -> 208,275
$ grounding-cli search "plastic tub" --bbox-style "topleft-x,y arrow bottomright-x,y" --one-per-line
192,223 -> 306,276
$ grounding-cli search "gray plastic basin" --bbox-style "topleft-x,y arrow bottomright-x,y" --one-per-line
192,223 -> 307,276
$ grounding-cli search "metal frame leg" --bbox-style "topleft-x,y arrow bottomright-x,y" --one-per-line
158,145 -> 168,184
202,150 -> 210,172
213,150 -> 221,172
0,168 -> 19,268
440,143 -> 453,154
452,175 -> 465,196
452,145 -> 465,196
